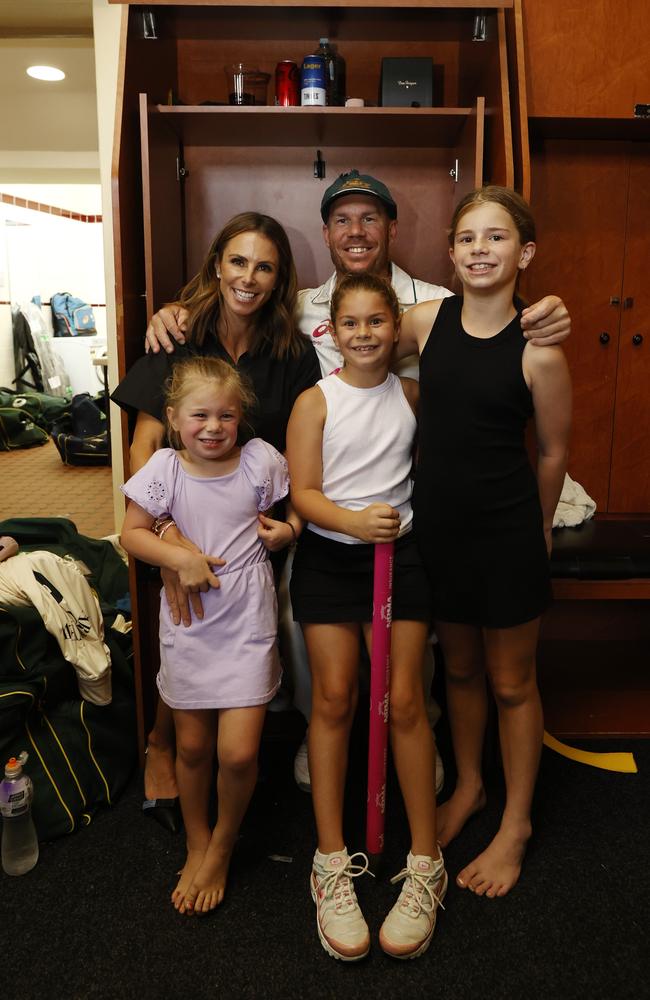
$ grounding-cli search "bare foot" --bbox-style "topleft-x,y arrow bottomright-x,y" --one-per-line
184,843 -> 233,916
172,847 -> 207,914
437,782 -> 486,848
456,821 -> 531,898
144,742 -> 178,801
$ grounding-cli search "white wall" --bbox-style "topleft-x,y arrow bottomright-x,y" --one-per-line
0,185 -> 106,393
93,0 -> 126,530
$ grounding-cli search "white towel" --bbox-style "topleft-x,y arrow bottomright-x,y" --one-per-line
553,474 -> 597,528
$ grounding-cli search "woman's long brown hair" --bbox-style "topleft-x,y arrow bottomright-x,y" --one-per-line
173,212 -> 305,360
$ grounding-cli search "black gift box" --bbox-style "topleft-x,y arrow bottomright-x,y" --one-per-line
380,57 -> 434,108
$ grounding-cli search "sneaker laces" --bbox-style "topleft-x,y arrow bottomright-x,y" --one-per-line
389,858 -> 446,918
315,852 -> 374,914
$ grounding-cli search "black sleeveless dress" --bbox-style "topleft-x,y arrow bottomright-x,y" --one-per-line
413,296 -> 551,628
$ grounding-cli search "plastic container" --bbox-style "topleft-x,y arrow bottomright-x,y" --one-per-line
1,752 -> 39,876
225,64 -> 271,106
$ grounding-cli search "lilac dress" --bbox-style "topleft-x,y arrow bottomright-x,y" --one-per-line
122,439 -> 289,709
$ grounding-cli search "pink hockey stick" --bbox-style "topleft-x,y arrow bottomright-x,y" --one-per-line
366,540 -> 394,858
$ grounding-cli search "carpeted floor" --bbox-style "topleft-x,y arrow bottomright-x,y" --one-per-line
0,440 -> 115,538
2,717 -> 647,1000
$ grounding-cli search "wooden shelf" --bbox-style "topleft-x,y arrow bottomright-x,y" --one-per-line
155,103 -> 475,147
115,1 -> 513,9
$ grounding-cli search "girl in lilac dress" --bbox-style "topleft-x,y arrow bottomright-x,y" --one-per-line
120,356 -> 297,915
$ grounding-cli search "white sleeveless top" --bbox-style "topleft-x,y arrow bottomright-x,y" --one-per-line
310,372 -> 416,544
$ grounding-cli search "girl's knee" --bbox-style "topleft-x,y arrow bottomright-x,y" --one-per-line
445,657 -> 484,685
176,738 -> 212,769
491,673 -> 538,709
313,684 -> 357,727
219,744 -> 259,774
389,686 -> 426,732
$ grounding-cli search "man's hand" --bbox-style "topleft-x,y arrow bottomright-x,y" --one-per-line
521,295 -> 570,346
353,503 -> 401,544
145,305 -> 189,354
257,514 -> 295,552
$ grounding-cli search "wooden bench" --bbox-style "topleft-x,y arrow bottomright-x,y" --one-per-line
538,519 -> 650,738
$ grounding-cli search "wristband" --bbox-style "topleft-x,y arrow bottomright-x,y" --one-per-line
158,520 -> 176,541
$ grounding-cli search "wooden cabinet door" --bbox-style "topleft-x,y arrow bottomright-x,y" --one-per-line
523,0 -> 650,119
140,95 -> 185,317
608,147 -> 650,512
526,140 -> 626,509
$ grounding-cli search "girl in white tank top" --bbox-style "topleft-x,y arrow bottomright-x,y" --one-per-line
286,273 -> 446,963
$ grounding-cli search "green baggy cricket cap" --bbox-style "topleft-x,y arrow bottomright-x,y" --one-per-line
320,169 -> 398,222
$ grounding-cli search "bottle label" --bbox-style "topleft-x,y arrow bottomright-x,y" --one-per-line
0,777 -> 31,818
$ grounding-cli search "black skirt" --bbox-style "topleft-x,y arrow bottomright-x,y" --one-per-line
290,528 -> 432,624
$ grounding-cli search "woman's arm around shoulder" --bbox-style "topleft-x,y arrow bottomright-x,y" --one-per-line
395,298 -> 446,360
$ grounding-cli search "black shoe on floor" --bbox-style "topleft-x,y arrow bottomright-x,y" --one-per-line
142,797 -> 182,834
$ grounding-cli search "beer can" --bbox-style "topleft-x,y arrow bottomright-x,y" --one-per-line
300,54 -> 326,106
275,60 -> 300,107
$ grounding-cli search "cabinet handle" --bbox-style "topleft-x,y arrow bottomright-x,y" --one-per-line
632,334 -> 644,346
599,332 -> 610,345
623,297 -> 634,310
609,297 -> 620,306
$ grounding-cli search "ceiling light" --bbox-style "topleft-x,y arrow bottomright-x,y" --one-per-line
27,66 -> 65,82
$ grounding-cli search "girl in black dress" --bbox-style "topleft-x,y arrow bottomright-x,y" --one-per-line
395,187 -> 572,898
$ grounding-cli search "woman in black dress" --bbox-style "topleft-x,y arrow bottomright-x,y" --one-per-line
112,212 -> 320,829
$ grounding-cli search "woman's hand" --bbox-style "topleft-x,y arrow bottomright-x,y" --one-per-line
162,549 -> 226,626
176,551 -> 224,590
352,503 -> 400,544
145,305 -> 189,354
257,514 -> 296,552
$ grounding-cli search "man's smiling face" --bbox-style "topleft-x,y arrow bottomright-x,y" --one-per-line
323,194 -> 397,279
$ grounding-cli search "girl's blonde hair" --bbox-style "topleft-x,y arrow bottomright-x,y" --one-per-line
164,356 -> 256,450
330,272 -> 401,326
448,185 -> 536,246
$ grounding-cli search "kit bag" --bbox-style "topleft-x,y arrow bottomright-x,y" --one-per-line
0,387 -> 71,431
51,292 -> 97,337
0,517 -> 136,840
0,405 -> 49,451
50,393 -> 109,466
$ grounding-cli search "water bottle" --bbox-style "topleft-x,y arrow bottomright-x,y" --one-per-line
1,752 -> 39,876
316,37 -> 346,107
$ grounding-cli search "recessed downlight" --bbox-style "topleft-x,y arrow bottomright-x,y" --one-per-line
27,66 -> 65,82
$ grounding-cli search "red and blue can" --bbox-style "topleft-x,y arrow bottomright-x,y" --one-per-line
300,54 -> 326,106
275,61 -> 300,106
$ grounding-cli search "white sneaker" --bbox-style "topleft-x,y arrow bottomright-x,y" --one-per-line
379,851 -> 447,960
294,736 -> 311,793
310,849 -> 371,961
